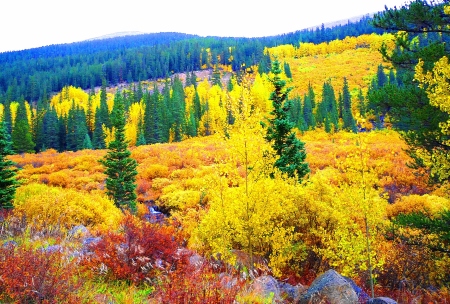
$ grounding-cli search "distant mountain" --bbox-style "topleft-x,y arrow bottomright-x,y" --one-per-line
306,13 -> 374,30
85,31 -> 147,41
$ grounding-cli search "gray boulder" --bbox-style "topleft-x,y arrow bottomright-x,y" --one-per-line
246,275 -> 283,302
298,269 -> 358,304
368,297 -> 398,304
68,225 -> 90,239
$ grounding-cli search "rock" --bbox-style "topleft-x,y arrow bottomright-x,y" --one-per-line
278,281 -> 307,302
42,244 -> 63,253
344,276 -> 370,303
81,236 -> 102,253
245,275 -> 283,303
298,269 -> 358,304
68,225 -> 90,239
2,240 -> 18,248
368,297 -> 398,304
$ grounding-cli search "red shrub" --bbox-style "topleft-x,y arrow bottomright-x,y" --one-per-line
0,244 -> 82,303
154,256 -> 244,304
84,214 -> 180,284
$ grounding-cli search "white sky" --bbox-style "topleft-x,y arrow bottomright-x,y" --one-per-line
0,0 -> 408,53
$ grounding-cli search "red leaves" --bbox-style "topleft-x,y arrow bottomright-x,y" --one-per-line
84,214 -> 180,284
0,244 -> 82,303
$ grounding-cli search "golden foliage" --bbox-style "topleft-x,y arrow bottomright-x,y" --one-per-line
14,183 -> 122,231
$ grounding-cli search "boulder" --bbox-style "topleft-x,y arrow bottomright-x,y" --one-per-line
246,275 -> 283,303
298,269 -> 358,304
344,276 -> 370,303
68,225 -> 90,239
2,240 -> 18,248
278,281 -> 307,302
368,297 -> 398,304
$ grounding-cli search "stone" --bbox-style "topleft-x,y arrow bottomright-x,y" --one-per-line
68,225 -> 90,239
278,281 -> 307,302
368,297 -> 398,304
246,275 -> 282,303
298,269 -> 358,304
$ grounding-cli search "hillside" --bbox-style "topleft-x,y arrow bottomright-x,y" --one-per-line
2,1 -> 450,302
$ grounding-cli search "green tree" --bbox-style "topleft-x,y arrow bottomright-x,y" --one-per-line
11,100 -> 35,153
99,90 -> 138,212
0,121 -> 18,210
342,77 -> 357,132
371,0 -> 450,182
262,59 -> 310,182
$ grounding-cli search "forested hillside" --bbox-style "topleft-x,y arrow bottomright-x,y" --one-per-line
1,2 -> 450,303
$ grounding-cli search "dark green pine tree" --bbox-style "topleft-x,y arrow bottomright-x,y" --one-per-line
303,92 -> 316,130
341,77 -> 358,133
283,62 -> 292,78
160,81 -> 172,142
98,78 -> 111,129
32,98 -> 46,152
307,82 -> 316,109
2,100 -> 12,135
143,85 -> 162,144
82,133 -> 93,150
317,81 -> 339,132
66,105 -> 89,152
42,107 -> 60,151
99,90 -> 138,212
92,109 -> 106,149
171,76 -> 186,142
262,59 -> 310,182
11,100 -> 35,153
0,121 -> 19,210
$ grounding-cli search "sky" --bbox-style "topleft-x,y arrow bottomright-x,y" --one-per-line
1,0 -> 409,53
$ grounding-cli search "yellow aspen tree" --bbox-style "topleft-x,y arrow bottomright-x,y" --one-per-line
193,82 -> 305,277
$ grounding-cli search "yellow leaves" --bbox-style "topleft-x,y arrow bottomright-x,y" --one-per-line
13,183 -> 122,232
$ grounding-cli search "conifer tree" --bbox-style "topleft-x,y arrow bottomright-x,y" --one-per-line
43,107 -> 60,151
262,59 -> 309,182
99,90 -> 138,212
0,121 -> 18,210
11,100 -> 35,153
342,77 -> 358,132
92,109 -> 106,150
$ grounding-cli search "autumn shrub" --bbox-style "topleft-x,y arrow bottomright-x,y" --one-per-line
13,183 -> 122,232
387,194 -> 450,218
138,164 -> 170,179
153,255 -> 244,304
83,214 -> 180,284
0,244 -> 83,303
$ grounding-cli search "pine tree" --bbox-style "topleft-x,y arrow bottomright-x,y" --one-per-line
99,90 -> 138,212
283,62 -> 292,78
262,59 -> 309,182
11,100 -> 35,153
92,110 -> 106,149
303,93 -> 316,130
0,121 -> 18,210
42,107 -> 60,151
342,77 -> 358,132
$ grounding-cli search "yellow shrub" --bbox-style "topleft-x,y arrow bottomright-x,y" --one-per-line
139,164 -> 170,179
13,183 -> 122,231
387,194 -> 450,218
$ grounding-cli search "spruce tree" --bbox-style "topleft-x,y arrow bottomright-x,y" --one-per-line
0,121 -> 18,210
99,90 -> 138,212
342,77 -> 358,132
11,100 -> 35,153
262,59 -> 309,182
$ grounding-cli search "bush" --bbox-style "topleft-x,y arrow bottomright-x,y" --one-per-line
13,183 -> 122,232
83,214 -> 180,284
0,244 -> 82,303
